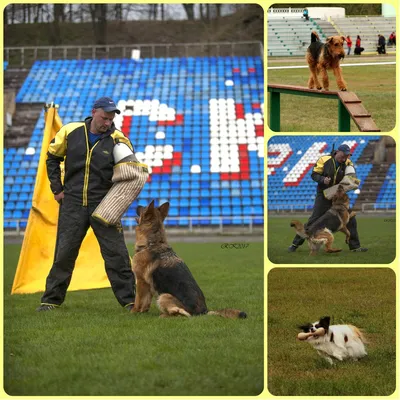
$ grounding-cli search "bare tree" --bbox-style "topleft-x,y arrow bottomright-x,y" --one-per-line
115,4 -> 122,20
52,4 -> 64,45
215,4 -> 222,18
33,4 -> 43,23
148,4 -> 157,20
160,4 -> 165,21
182,4 -> 195,20
89,4 -> 107,45
67,4 -> 73,22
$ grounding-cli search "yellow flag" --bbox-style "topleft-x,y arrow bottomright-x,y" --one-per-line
11,106 -> 110,294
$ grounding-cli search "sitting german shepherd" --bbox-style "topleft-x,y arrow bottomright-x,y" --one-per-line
290,185 -> 356,255
131,200 -> 247,318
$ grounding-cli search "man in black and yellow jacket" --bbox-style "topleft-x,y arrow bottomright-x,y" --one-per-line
37,97 -> 138,311
288,144 -> 368,253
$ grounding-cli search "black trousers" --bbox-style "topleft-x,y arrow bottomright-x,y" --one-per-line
41,198 -> 135,307
354,46 -> 364,55
292,192 -> 361,250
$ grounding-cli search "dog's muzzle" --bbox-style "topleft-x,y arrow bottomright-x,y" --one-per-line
92,143 -> 149,226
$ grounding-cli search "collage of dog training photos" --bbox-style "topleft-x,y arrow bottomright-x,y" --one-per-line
2,3 -> 398,399
267,2 -> 397,398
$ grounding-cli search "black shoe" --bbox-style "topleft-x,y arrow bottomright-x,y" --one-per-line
288,245 -> 298,253
36,304 -> 59,312
351,247 -> 368,252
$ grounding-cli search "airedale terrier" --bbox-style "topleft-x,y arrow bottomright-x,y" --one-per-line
306,31 -> 347,91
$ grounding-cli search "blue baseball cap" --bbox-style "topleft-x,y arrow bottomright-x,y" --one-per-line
93,97 -> 120,114
337,144 -> 352,155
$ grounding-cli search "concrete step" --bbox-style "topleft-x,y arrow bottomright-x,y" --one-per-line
4,103 -> 44,149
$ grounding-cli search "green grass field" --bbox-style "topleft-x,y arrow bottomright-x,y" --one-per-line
267,216 -> 396,264
267,59 -> 396,132
268,267 -> 396,396
4,241 -> 264,396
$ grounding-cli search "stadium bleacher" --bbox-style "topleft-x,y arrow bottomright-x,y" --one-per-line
267,135 -> 387,211
268,17 -> 325,56
4,56 -> 264,230
376,163 -> 396,209
331,16 -> 396,53
268,15 -> 396,56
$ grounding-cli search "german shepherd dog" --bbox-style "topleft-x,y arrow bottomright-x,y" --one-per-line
290,185 -> 356,255
131,200 -> 247,318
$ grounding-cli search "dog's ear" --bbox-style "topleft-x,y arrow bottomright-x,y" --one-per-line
326,36 -> 333,43
298,323 -> 312,332
158,202 -> 170,221
136,205 -> 145,216
340,36 -> 346,44
318,316 -> 331,331
140,200 -> 155,221
134,217 -> 139,224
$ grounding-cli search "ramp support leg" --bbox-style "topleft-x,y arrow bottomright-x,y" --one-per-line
338,100 -> 351,132
269,91 -> 281,132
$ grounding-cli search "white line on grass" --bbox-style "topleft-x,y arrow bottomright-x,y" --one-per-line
267,61 -> 396,70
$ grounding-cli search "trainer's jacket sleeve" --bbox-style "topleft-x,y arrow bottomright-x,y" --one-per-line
311,156 -> 326,184
46,126 -> 67,195
112,131 -> 134,151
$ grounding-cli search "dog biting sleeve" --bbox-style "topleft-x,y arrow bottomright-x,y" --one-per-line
323,176 -> 360,199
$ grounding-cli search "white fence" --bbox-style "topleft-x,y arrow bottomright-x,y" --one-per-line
4,41 -> 264,68
267,6 -> 346,20
268,202 -> 395,213
4,216 -> 264,236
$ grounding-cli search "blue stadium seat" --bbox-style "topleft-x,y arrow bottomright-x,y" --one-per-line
5,56 -> 265,228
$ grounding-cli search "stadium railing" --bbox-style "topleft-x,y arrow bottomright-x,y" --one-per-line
4,41 -> 264,68
269,203 -> 395,213
4,216 -> 264,236
361,203 -> 396,212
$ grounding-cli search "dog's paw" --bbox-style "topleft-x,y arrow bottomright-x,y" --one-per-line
340,88 -> 347,91
317,86 -> 323,90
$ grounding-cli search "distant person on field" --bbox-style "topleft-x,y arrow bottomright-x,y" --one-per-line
388,32 -> 396,46
377,34 -> 386,54
303,8 -> 309,21
346,36 -> 352,55
354,35 -> 364,55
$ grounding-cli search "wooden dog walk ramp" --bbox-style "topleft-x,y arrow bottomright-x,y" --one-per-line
268,84 -> 381,132
337,91 -> 380,132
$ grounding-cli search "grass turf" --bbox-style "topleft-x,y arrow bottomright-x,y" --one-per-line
4,242 -> 264,396
267,63 -> 396,132
267,268 -> 396,396
267,216 -> 396,264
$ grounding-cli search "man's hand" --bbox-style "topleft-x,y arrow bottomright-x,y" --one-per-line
323,177 -> 331,185
54,192 -> 64,204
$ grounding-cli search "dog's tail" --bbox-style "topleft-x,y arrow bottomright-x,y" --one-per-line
208,309 -> 247,319
349,325 -> 368,344
311,31 -> 320,42
290,220 -> 308,238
